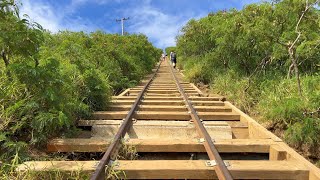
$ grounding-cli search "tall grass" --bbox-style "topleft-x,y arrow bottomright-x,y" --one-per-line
211,71 -> 320,150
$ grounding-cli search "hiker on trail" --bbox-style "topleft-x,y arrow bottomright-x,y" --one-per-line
171,51 -> 177,69
161,53 -> 166,61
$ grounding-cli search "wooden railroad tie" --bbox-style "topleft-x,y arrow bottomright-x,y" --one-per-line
16,61 -> 320,180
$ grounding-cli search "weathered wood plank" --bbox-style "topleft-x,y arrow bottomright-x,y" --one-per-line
131,88 -> 180,91
144,93 -> 181,96
91,124 -> 231,140
190,83 -> 204,95
111,100 -> 185,105
191,101 -> 225,106
136,100 -> 225,106
131,93 -> 202,97
16,160 -> 309,179
92,111 -> 190,120
225,102 -> 282,141
77,120 -> 248,139
92,111 -> 239,120
115,160 -> 309,179
134,111 -> 189,120
229,126 -> 249,139
134,89 -> 181,93
110,105 -> 187,111
118,88 -> 131,96
195,106 -> 233,112
129,89 -> 199,94
142,86 -> 192,90
269,144 -> 287,160
150,82 -> 190,85
278,142 -> 320,180
225,101 -> 320,179
141,100 -> 183,105
112,96 -> 226,101
78,120 -> 244,127
144,84 -> 191,86
198,112 -> 240,120
107,105 -> 232,112
47,138 -> 274,153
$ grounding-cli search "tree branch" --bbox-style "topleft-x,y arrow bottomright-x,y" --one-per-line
244,55 -> 269,92
289,0 -> 319,51
1,49 -> 9,67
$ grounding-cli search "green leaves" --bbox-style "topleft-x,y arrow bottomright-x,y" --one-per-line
0,3 -> 160,166
0,1 -> 44,67
178,0 -> 320,78
0,132 -> 7,143
286,117 -> 320,146
82,68 -> 111,110
176,0 -> 320,151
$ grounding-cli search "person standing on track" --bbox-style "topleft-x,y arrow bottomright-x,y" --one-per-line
161,53 -> 166,61
170,51 -> 177,69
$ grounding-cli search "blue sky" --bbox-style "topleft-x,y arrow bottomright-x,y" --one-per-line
20,0 -> 264,49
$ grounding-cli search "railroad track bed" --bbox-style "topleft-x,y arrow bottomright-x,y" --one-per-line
17,61 -> 320,179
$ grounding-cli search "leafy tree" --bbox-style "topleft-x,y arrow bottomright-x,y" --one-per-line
0,0 -> 44,69
176,0 -> 320,152
0,1 -> 161,171
165,46 -> 176,55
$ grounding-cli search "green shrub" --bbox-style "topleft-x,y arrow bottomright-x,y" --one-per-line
1,1 -> 161,176
4,58 -> 90,144
257,75 -> 320,125
175,0 -> 320,164
82,69 -> 111,110
183,57 -> 207,83
285,118 -> 320,146
211,70 -> 260,113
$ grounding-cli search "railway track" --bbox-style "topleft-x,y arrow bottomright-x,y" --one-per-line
17,60 -> 320,179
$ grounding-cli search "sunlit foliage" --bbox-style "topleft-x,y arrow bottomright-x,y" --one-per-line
0,0 -> 161,169
176,0 -> 320,153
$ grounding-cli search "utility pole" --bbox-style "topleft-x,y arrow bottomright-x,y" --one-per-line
116,17 -> 129,35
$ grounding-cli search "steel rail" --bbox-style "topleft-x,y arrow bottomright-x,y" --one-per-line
90,61 -> 162,180
168,62 -> 233,180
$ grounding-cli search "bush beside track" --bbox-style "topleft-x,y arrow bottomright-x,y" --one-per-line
176,0 -> 320,165
0,1 -> 162,173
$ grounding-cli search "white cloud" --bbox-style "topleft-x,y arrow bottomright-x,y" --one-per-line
19,0 -> 99,33
20,0 -> 60,32
126,4 -> 200,48
18,0 -> 262,49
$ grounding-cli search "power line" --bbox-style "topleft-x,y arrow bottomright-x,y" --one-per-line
116,17 -> 129,36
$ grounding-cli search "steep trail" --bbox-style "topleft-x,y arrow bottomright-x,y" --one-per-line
17,59 -> 320,179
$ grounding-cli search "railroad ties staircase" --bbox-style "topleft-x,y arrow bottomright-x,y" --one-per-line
17,61 -> 320,179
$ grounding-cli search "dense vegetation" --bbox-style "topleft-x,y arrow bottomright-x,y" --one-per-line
176,0 -> 320,162
165,46 -> 176,55
0,0 -> 161,173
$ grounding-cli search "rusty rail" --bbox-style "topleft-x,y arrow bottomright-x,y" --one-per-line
168,62 -> 233,180
90,61 -> 162,180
